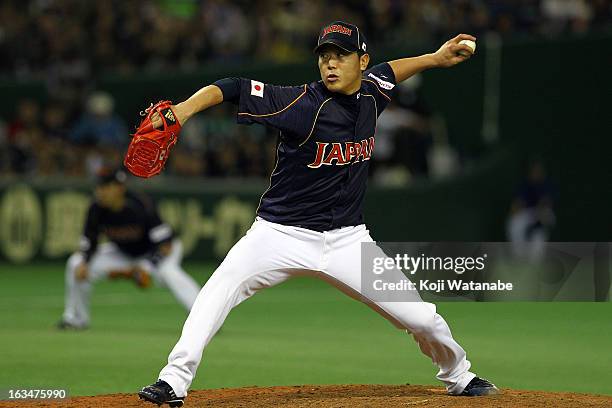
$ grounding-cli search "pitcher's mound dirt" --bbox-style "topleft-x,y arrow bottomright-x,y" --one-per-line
1,384 -> 610,408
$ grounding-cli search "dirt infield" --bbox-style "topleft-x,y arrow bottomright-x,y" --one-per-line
1,384 -> 610,408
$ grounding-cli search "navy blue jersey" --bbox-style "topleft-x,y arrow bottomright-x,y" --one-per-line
218,63 -> 396,232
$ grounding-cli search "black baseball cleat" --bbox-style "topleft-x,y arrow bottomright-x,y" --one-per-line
138,380 -> 185,407
460,377 -> 499,396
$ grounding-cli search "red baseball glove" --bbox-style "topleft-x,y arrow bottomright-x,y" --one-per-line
124,101 -> 181,178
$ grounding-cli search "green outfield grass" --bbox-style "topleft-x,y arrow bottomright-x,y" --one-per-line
0,262 -> 610,397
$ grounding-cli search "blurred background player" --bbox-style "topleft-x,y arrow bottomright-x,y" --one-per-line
58,168 -> 200,329
507,160 -> 556,262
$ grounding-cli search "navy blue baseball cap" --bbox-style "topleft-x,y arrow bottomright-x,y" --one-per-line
314,21 -> 368,55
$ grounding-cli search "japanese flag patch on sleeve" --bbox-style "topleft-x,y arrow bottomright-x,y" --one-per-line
250,80 -> 264,98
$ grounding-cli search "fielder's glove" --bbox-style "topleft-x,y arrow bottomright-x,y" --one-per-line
124,100 -> 181,178
108,266 -> 152,289
131,265 -> 152,289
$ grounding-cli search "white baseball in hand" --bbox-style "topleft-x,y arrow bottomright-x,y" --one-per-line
457,40 -> 476,57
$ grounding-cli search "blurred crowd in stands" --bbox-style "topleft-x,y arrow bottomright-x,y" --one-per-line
2,0 -> 609,77
0,93 -> 280,179
0,83 -> 444,183
0,0 -> 610,180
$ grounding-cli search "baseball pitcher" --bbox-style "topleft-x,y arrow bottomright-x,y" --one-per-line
134,22 -> 498,407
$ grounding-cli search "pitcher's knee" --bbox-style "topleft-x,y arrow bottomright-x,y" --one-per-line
203,277 -> 257,308
199,272 -> 237,296
406,313 -> 438,335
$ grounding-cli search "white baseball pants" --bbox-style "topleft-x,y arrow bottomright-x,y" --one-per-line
62,239 -> 200,327
159,218 -> 475,396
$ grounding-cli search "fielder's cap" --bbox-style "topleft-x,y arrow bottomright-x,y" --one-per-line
314,21 -> 368,55
96,167 -> 127,185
